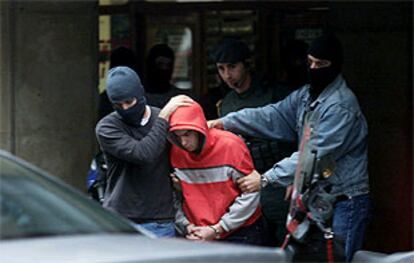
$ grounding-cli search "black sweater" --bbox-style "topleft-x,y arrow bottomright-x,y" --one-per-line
95,107 -> 174,222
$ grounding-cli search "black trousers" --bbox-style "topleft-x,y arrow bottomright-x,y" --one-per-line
221,216 -> 267,246
287,225 -> 345,262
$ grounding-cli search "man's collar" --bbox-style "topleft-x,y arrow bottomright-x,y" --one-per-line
140,106 -> 151,126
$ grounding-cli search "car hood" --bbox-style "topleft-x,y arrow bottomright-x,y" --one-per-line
0,233 -> 288,262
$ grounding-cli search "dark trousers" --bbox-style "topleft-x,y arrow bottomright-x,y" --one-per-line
261,186 -> 290,247
288,225 -> 345,262
221,216 -> 266,246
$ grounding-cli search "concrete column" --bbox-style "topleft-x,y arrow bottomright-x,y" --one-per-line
0,1 -> 99,191
0,0 -> 14,152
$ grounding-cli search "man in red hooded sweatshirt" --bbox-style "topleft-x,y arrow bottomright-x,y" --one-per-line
168,101 -> 265,245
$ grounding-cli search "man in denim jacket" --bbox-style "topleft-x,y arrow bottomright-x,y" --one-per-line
209,34 -> 372,262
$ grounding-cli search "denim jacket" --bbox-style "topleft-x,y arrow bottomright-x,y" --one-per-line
222,75 -> 370,197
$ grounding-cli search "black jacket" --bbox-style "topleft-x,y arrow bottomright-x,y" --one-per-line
95,107 -> 174,222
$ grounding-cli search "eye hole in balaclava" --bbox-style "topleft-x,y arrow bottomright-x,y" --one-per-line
307,33 -> 343,100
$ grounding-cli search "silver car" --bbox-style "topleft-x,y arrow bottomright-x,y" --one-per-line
0,150 -> 287,262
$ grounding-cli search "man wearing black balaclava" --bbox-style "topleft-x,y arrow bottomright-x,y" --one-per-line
307,34 -> 343,101
146,44 -> 175,94
95,66 -> 193,238
144,44 -> 196,108
208,34 -> 372,262
98,46 -> 139,120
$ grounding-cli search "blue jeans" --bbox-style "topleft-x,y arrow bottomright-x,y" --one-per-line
332,194 -> 372,262
135,221 -> 176,238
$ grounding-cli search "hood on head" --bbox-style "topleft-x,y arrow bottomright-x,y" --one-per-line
168,102 -> 209,153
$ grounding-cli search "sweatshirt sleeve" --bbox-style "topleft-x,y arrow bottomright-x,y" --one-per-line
218,150 -> 260,232
219,165 -> 260,232
173,191 -> 190,235
96,116 -> 169,164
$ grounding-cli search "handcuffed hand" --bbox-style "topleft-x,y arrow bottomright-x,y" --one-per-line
185,224 -> 201,240
188,226 -> 216,241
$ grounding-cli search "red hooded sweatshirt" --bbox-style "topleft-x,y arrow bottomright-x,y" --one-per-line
169,102 -> 261,238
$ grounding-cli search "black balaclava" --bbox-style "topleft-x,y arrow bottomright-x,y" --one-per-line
106,66 -> 147,126
307,34 -> 343,100
110,46 -> 138,72
145,44 -> 175,93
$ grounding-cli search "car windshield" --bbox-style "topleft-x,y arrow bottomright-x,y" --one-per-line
0,154 -> 137,240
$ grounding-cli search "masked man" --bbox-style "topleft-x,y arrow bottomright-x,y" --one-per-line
96,66 -> 192,237
209,34 -> 372,262
144,44 -> 196,108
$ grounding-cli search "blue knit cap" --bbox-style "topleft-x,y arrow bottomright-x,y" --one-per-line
106,66 -> 147,126
106,66 -> 145,103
